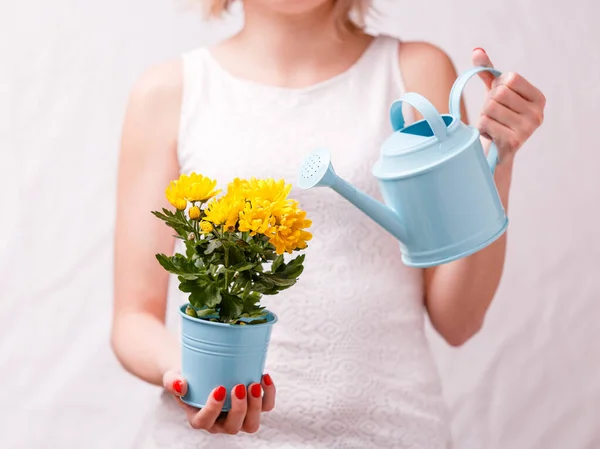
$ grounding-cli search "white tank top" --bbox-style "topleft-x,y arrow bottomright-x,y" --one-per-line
136,34 -> 452,449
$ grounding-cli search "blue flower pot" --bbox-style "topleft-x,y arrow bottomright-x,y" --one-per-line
178,305 -> 278,411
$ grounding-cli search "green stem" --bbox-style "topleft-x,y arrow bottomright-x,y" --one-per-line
224,272 -> 229,292
222,232 -> 229,292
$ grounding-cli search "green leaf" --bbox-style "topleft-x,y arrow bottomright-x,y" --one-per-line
271,254 -> 284,273
193,256 -> 204,269
235,239 -> 250,249
219,292 -> 243,322
228,245 -> 246,266
178,279 -> 197,293
246,319 -> 268,325
156,253 -> 202,278
188,281 -> 222,309
185,244 -> 196,259
197,308 -> 217,317
151,208 -> 193,239
241,295 -> 264,315
251,278 -> 277,294
246,292 -> 262,303
263,251 -> 278,261
263,274 -> 297,287
287,254 -> 306,269
231,262 -> 256,272
205,239 -> 222,255
278,254 -> 305,279
283,265 -> 304,279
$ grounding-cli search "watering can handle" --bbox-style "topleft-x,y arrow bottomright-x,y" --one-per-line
390,92 -> 448,141
449,66 -> 503,174
449,66 -> 502,119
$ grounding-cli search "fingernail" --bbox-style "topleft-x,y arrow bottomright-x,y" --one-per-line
173,379 -> 183,395
263,374 -> 273,386
234,384 -> 246,400
213,386 -> 226,402
250,384 -> 262,398
473,47 -> 486,54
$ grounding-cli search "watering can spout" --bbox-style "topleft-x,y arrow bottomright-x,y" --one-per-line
297,149 -> 409,244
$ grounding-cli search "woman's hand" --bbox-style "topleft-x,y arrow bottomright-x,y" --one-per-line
162,370 -> 276,434
473,47 -> 546,165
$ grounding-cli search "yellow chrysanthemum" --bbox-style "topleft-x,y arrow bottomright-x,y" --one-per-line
200,221 -> 213,233
165,181 -> 187,210
204,195 -> 244,231
267,201 -> 312,254
238,202 -> 273,236
188,206 -> 201,220
184,173 -> 221,202
201,177 -> 310,245
226,178 -> 252,197
165,173 -> 220,210
255,178 -> 292,203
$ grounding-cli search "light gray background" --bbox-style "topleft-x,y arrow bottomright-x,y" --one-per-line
2,1 -> 599,448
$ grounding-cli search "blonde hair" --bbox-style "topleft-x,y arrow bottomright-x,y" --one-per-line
203,0 -> 371,30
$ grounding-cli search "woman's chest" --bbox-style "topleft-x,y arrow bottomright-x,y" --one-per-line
178,93 -> 393,201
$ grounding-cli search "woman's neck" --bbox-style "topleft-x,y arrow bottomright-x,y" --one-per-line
211,2 -> 373,88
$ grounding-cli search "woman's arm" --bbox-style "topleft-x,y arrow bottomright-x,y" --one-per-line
111,60 -> 183,385
399,43 -> 544,346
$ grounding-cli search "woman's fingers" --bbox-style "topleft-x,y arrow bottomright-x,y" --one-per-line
472,48 -> 495,89
163,370 -> 187,397
489,84 -> 530,115
188,386 -> 227,430
242,382 -> 264,433
220,385 -> 249,435
482,98 -> 523,131
499,72 -> 546,105
169,375 -> 275,433
478,114 -> 521,154
261,374 -> 276,412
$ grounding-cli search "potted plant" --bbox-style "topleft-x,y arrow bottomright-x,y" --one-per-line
152,173 -> 312,411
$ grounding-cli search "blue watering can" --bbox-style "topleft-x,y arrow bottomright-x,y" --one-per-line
297,66 -> 508,268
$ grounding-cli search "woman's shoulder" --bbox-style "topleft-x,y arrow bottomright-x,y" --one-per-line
393,38 -> 457,96
120,58 -> 184,162
127,58 -> 184,107
395,39 -> 454,72
371,34 -> 455,87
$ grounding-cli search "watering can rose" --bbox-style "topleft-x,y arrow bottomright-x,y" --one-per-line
152,173 -> 312,324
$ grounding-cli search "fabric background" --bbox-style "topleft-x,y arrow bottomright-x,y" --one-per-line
2,1 -> 598,448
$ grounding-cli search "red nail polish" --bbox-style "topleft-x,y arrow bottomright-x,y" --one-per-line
213,386 -> 226,402
473,47 -> 486,53
251,384 -> 262,398
173,379 -> 183,394
234,384 -> 246,400
263,374 -> 273,386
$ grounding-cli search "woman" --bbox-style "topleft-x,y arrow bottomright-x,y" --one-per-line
111,1 -> 546,447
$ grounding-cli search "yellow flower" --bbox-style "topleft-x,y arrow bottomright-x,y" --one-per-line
203,177 -> 309,242
188,206 -> 201,220
204,195 -> 243,231
200,221 -> 213,233
267,201 -> 312,254
238,202 -> 273,236
165,173 -> 219,210
227,178 -> 252,196
184,173 -> 221,202
165,181 -> 187,210
258,200 -> 312,254
254,178 -> 292,203
239,178 -> 291,205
